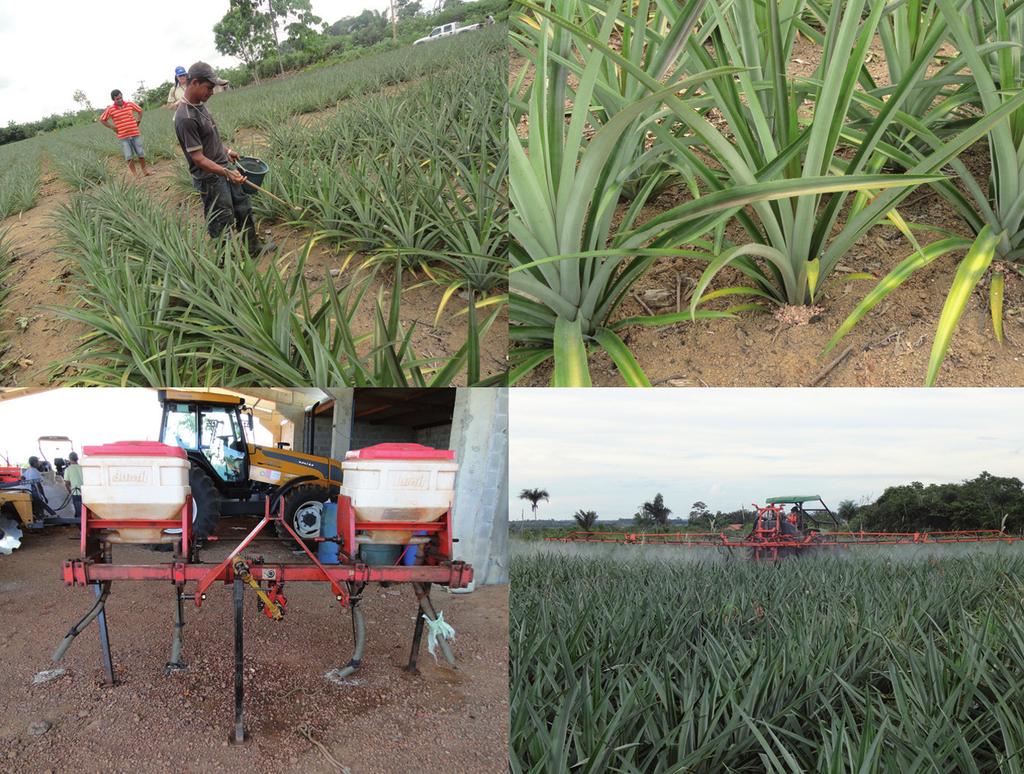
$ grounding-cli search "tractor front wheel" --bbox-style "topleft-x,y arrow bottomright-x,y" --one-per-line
277,485 -> 331,546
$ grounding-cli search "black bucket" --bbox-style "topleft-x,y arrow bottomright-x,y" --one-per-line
236,156 -> 268,189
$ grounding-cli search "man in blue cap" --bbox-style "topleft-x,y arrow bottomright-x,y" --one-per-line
166,66 -> 188,110
174,61 -> 269,256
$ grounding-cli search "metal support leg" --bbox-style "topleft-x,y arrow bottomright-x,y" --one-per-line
229,577 -> 248,745
414,582 -> 456,667
405,605 -> 426,674
166,587 -> 187,673
95,582 -> 115,686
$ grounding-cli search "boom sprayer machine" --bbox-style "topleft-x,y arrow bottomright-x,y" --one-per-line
548,497 -> 1023,561
50,439 -> 471,744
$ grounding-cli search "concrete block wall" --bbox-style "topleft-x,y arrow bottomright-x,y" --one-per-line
449,388 -> 508,587
350,422 -> 417,449
311,413 -> 333,458
415,423 -> 452,450
316,388 -> 507,587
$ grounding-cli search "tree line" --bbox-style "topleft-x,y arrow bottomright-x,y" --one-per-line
519,473 -> 1024,533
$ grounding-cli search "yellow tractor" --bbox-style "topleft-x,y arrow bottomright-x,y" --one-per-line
157,390 -> 343,541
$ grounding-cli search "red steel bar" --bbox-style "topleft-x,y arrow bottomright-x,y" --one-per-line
546,529 -> 1023,548
62,560 -> 472,587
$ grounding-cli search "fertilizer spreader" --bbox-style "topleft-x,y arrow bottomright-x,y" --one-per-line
51,441 -> 471,744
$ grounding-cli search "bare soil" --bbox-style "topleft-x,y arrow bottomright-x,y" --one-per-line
0,104 -> 507,387
0,524 -> 508,773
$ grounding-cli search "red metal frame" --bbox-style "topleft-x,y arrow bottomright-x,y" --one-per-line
337,494 -> 454,564
68,496 -> 472,597
81,498 -> 191,554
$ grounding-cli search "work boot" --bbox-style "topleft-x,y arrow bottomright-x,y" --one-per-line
243,222 -> 275,257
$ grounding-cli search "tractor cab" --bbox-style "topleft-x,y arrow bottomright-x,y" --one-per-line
38,436 -> 76,478
764,496 -> 838,533
157,390 -> 343,541
159,391 -> 252,490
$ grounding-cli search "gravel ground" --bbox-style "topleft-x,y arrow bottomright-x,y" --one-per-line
0,524 -> 508,773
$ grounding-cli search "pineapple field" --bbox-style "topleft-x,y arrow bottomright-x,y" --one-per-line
510,546 -> 1024,771
510,0 -> 1024,387
0,27 -> 507,386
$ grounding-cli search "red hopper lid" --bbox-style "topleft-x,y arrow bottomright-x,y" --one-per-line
345,443 -> 455,461
83,441 -> 187,459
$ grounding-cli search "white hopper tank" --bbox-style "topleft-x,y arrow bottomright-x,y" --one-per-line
81,441 -> 190,543
340,443 -> 457,544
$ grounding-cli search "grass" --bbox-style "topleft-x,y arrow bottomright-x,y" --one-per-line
511,548 -> 1024,772
0,146 -> 42,219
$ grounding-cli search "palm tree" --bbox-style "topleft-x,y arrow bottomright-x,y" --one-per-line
573,509 -> 598,529
518,488 -> 549,521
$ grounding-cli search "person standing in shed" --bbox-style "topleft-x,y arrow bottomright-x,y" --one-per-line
99,89 -> 151,176
173,61 -> 267,256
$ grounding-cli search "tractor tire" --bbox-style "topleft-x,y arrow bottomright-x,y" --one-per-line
276,484 -> 331,546
189,466 -> 222,541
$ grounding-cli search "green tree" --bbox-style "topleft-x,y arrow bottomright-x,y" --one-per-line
689,500 -> 711,525
72,90 -> 92,111
635,493 -> 672,527
518,488 -> 549,521
837,499 -> 859,524
214,2 -> 274,84
273,0 -> 326,52
859,473 -> 1024,532
351,9 -> 388,46
572,509 -> 598,530
396,0 -> 422,20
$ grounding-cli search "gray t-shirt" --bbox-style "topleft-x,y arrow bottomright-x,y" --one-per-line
174,101 -> 229,181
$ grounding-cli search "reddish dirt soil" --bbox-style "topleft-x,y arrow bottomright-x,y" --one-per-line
1,105 -> 507,387
0,525 -> 508,773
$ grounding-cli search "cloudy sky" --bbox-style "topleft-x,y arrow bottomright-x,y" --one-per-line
0,390 -> 273,466
509,389 -> 1024,521
0,0 -> 393,125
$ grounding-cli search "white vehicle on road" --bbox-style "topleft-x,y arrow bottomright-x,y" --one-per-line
413,21 -> 483,45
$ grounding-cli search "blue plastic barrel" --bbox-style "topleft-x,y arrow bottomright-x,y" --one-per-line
318,501 -> 339,564
401,530 -> 428,566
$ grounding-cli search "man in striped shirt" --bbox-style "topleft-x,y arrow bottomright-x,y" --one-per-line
99,90 -> 152,177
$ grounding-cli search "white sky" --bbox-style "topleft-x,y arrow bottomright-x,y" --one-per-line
0,0 -> 393,125
0,389 -> 273,466
509,389 -> 1024,521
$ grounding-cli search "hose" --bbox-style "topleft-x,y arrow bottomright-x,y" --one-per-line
166,590 -> 186,671
327,600 -> 365,680
52,582 -> 110,662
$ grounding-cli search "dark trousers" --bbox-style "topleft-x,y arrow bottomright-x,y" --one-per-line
196,174 -> 255,241
72,494 -> 83,521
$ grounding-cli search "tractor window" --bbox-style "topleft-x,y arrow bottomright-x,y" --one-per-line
164,405 -> 197,450
198,405 -> 246,483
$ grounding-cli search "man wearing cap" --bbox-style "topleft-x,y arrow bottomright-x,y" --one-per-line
166,66 -> 188,109
64,452 -> 83,520
173,61 -> 266,255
